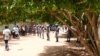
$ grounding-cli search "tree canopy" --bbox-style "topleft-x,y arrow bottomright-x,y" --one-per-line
0,0 -> 100,56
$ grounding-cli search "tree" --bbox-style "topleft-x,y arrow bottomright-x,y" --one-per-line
0,0 -> 100,56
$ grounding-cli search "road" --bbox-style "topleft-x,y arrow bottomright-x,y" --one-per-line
0,30 -> 67,56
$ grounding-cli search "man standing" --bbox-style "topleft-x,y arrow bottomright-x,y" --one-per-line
67,28 -> 72,42
47,26 -> 50,41
41,26 -> 45,39
55,26 -> 59,42
21,25 -> 26,36
3,26 -> 11,51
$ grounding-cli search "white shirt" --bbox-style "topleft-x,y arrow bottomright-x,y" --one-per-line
13,27 -> 19,34
3,29 -> 11,40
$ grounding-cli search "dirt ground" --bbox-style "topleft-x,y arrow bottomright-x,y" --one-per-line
0,31 -> 91,56
39,41 -> 90,56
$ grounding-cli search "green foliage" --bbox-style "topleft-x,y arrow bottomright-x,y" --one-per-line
0,0 -> 100,56
0,0 -> 100,24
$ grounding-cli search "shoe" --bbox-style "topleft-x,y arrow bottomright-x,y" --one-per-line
6,47 -> 9,51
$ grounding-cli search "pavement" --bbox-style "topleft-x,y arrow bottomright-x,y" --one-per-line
0,29 -> 67,56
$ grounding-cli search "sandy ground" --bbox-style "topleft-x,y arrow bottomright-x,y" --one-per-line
0,30 -> 67,56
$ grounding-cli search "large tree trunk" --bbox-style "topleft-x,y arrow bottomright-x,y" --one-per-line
85,12 -> 100,56
98,15 -> 100,40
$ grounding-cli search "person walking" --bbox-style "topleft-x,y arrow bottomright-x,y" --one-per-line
12,25 -> 20,39
41,26 -> 45,39
38,26 -> 42,38
47,26 -> 50,41
67,28 -> 72,42
55,26 -> 59,42
21,25 -> 26,36
32,25 -> 36,36
3,26 -> 11,51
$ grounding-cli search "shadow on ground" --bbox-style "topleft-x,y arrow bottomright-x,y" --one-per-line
39,42 -> 90,56
0,42 -> 19,46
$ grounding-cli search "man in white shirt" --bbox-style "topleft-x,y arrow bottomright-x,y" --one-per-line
3,26 -> 11,51
12,25 -> 19,39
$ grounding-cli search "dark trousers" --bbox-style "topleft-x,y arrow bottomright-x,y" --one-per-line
67,34 -> 71,42
12,32 -> 16,38
56,36 -> 59,42
55,33 -> 59,42
4,40 -> 9,50
42,32 -> 44,39
47,33 -> 50,41
12,33 -> 18,39
21,31 -> 26,36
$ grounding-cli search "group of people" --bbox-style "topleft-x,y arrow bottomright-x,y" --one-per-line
2,24 -> 79,51
2,24 -> 60,51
